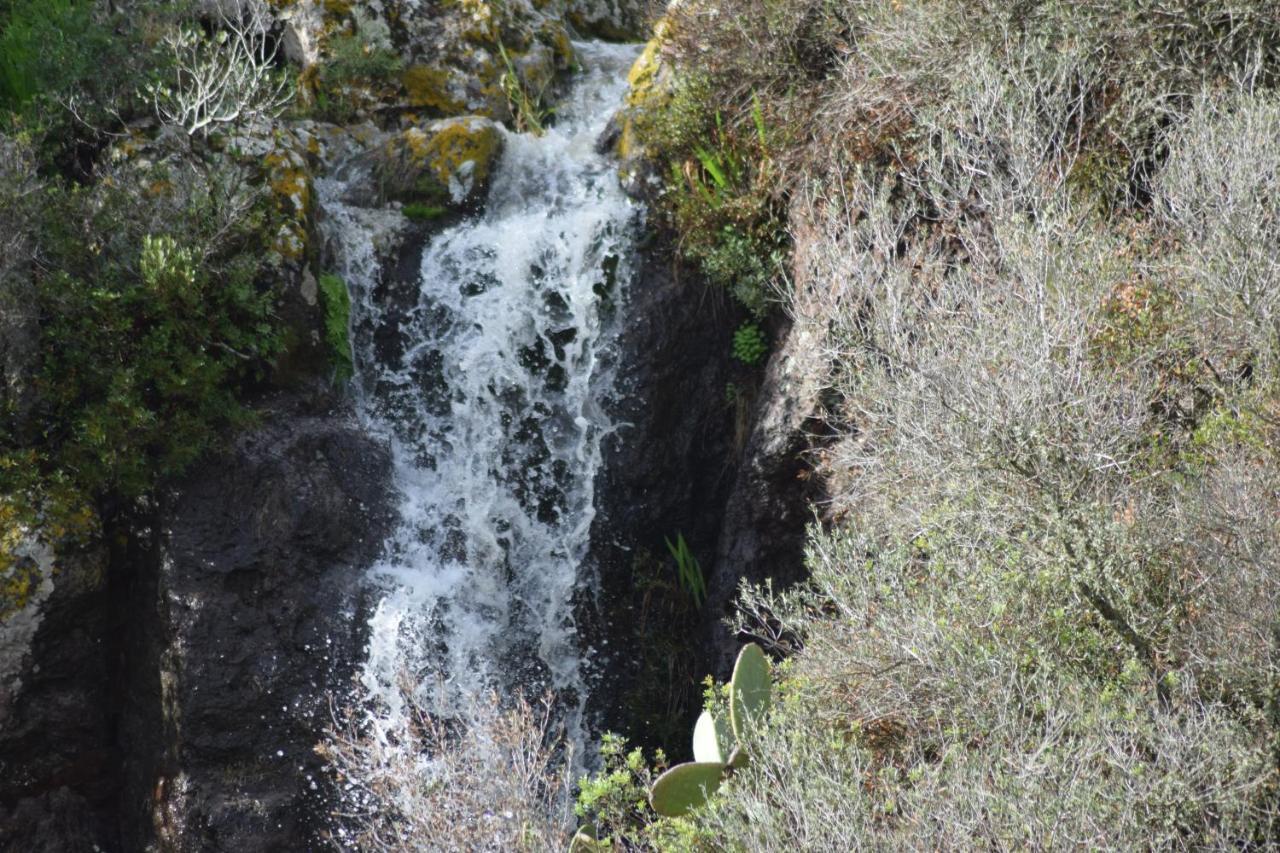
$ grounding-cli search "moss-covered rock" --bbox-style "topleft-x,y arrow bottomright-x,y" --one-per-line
615,17 -> 677,163
265,143 -> 314,262
402,64 -> 471,115
0,485 -> 100,674
378,115 -> 505,209
567,0 -> 648,41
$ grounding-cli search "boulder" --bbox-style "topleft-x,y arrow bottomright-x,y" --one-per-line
376,115 -> 505,209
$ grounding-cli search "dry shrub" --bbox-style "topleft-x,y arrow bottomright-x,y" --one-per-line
701,11 -> 1280,848
318,685 -> 576,852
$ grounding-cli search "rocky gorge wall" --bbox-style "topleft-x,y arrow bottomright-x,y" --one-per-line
0,1 -> 824,847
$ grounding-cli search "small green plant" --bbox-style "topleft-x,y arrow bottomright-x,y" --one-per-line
700,226 -> 783,318
574,733 -> 665,847
664,532 -> 706,608
318,273 -> 353,382
498,42 -> 551,135
732,322 -> 768,365
321,30 -> 403,85
309,23 -> 403,123
648,643 -> 773,817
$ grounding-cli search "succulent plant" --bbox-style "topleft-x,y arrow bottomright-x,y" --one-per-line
729,641 -> 771,741
647,643 -> 772,818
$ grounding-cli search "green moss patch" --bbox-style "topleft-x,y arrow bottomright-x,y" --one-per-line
318,273 -> 353,382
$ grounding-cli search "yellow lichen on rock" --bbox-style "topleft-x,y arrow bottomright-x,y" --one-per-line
264,144 -> 314,261
402,65 -> 469,115
0,484 -> 98,621
616,20 -> 676,162
381,116 -> 504,208
422,117 -> 504,201
539,21 -> 577,71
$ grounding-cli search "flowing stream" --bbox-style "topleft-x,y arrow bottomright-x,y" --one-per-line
318,41 -> 641,750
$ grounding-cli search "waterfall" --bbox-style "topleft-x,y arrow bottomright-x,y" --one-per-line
317,41 -> 642,752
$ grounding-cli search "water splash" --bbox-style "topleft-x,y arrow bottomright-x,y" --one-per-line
318,42 -> 641,749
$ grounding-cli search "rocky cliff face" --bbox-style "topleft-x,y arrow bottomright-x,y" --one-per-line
584,240 -> 825,740
0,393 -> 395,852
120,394 -> 396,851
0,533 -> 115,852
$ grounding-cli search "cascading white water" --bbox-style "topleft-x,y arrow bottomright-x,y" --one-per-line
318,41 -> 641,748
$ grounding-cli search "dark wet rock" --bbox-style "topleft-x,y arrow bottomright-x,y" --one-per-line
119,392 -> 395,851
0,538 -> 116,853
703,316 -> 827,673
0,787 -> 111,853
582,240 -> 739,740
585,227 -> 822,739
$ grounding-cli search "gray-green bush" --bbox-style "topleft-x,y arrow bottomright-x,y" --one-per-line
610,0 -> 1280,848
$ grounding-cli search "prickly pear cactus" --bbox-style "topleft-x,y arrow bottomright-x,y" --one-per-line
692,709 -> 732,764
729,642 -> 771,740
649,761 -> 726,817
643,643 -> 774,822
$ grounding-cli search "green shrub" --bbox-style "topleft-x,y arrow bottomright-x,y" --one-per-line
311,25 -> 403,123
0,0 -> 102,111
0,0 -> 166,160
321,30 -> 404,86
0,167 -> 283,499
575,734 -> 665,846
598,1 -> 1280,847
634,73 -> 788,317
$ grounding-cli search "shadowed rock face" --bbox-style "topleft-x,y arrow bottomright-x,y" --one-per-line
120,394 -> 396,851
0,542 -> 115,853
583,230 -> 821,738
0,392 -> 395,853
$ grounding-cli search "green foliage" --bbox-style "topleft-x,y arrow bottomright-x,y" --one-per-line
638,76 -> 787,316
575,734 -> 665,846
309,24 -> 404,123
663,532 -> 706,608
318,273 -> 354,383
1,169 -> 283,499
498,42 -> 552,135
0,0 -> 102,111
0,0 -> 166,160
730,322 -> 767,365
321,30 -> 404,86
702,227 -> 783,318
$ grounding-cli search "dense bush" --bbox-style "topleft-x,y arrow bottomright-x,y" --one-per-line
319,688 -> 577,852
0,1 -> 303,504
0,0 -> 171,174
0,152 -> 284,500
588,0 -> 1280,848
